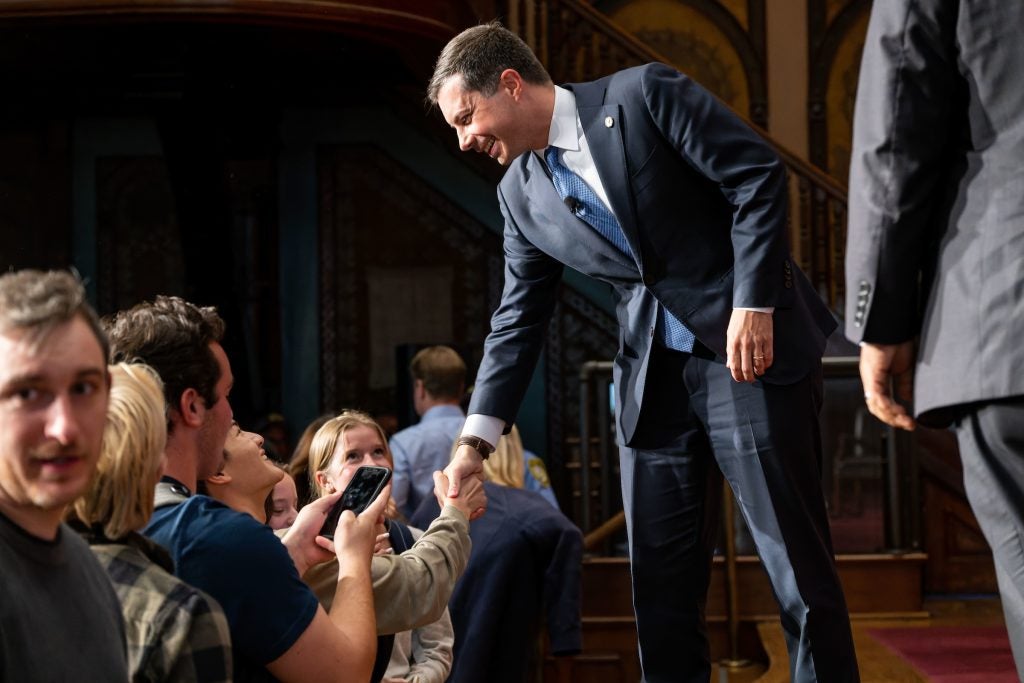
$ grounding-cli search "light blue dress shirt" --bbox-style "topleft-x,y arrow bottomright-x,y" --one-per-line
389,404 -> 466,518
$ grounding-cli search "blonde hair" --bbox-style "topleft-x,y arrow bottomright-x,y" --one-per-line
308,410 -> 391,498
71,363 -> 167,539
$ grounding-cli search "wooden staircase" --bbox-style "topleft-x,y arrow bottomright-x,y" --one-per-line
543,553 -> 927,681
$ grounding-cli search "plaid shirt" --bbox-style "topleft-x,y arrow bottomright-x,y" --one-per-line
82,530 -> 233,683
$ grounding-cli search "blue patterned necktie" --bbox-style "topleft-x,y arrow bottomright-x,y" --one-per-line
545,146 -> 695,352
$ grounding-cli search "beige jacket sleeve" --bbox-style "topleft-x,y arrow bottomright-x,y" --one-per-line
302,504 -> 471,634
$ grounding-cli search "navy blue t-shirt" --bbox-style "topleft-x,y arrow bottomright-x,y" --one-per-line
145,494 -> 318,681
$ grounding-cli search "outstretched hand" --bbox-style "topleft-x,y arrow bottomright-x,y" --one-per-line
859,341 -> 916,431
433,469 -> 487,520
441,445 -> 487,520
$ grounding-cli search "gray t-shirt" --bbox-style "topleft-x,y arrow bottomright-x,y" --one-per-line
0,511 -> 127,680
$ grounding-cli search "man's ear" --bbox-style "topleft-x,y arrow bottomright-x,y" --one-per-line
177,388 -> 206,429
499,68 -> 523,99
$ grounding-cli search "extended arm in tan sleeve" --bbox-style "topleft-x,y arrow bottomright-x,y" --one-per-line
302,505 -> 471,635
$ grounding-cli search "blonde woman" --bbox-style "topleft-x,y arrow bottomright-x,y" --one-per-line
482,425 -> 558,509
69,363 -> 232,682
307,410 -> 458,683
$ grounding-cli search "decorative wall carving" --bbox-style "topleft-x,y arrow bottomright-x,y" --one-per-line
317,144 -> 503,416
598,0 -> 767,125
95,155 -> 186,314
0,125 -> 72,271
808,0 -> 871,183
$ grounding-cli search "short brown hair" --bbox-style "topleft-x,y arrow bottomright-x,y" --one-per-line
104,296 -> 225,422
427,21 -> 551,105
0,269 -> 108,359
410,346 -> 466,400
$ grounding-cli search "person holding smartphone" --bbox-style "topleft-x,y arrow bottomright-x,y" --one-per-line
106,296 -> 386,683
305,410 -> 483,683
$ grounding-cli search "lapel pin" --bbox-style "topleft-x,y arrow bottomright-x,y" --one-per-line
605,116 -> 614,128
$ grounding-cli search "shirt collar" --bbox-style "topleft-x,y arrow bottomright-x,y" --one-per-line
547,85 -> 580,152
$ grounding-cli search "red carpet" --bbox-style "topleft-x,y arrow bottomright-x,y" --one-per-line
868,626 -> 1017,682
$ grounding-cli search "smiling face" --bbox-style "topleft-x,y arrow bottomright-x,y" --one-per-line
0,316 -> 109,531
221,423 -> 283,495
437,71 -> 545,166
315,424 -> 391,495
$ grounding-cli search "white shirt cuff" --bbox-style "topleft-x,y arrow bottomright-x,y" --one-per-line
735,307 -> 774,313
462,414 -> 505,450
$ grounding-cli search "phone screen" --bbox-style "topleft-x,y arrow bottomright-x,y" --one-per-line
318,466 -> 392,540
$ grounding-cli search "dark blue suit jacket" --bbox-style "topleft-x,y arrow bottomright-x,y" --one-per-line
468,63 -> 836,444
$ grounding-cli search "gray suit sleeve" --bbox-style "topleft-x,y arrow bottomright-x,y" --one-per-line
845,0 -> 959,343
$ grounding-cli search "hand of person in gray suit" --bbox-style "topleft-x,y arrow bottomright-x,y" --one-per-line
726,309 -> 774,382
859,341 -> 916,431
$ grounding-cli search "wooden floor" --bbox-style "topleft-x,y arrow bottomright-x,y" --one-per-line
752,597 -> 1008,682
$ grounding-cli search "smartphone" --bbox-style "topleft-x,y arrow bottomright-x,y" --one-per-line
318,466 -> 392,540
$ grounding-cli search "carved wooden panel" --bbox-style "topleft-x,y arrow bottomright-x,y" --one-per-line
807,0 -> 871,183
0,124 -> 72,270
598,0 -> 768,125
317,144 -> 501,417
95,155 -> 186,314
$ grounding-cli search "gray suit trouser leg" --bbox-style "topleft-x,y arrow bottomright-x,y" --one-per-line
956,397 -> 1024,681
619,345 -> 859,683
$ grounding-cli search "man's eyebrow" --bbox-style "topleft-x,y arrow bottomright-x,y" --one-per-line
2,367 -> 105,387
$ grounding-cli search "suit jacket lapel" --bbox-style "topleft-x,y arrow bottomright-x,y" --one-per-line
574,83 -> 644,273
521,152 -> 635,272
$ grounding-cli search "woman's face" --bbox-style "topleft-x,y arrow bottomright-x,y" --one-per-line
267,473 -> 298,530
222,423 -> 283,492
317,424 -> 390,495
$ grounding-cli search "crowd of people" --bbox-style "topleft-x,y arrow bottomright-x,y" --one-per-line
0,270 -> 581,682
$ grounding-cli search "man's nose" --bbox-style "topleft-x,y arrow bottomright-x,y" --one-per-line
45,395 -> 80,445
458,129 -> 473,151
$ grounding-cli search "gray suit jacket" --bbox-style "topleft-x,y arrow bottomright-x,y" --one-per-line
471,63 -> 836,444
845,0 -> 1024,426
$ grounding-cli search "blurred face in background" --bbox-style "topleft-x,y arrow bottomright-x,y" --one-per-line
267,471 -> 298,530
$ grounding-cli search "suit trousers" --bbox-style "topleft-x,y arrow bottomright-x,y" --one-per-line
955,397 -> 1024,680
619,342 -> 859,682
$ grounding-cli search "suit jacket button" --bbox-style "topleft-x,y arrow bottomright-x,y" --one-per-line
605,116 -> 614,128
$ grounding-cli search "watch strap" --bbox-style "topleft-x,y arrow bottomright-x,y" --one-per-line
456,434 -> 495,460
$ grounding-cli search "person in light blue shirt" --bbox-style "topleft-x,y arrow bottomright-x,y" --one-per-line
390,346 -> 468,518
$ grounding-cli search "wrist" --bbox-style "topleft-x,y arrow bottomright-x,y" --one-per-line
455,434 -> 494,459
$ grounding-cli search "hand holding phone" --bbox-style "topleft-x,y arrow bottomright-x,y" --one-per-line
318,466 -> 392,540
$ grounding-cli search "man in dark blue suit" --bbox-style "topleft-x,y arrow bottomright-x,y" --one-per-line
428,22 -> 858,682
